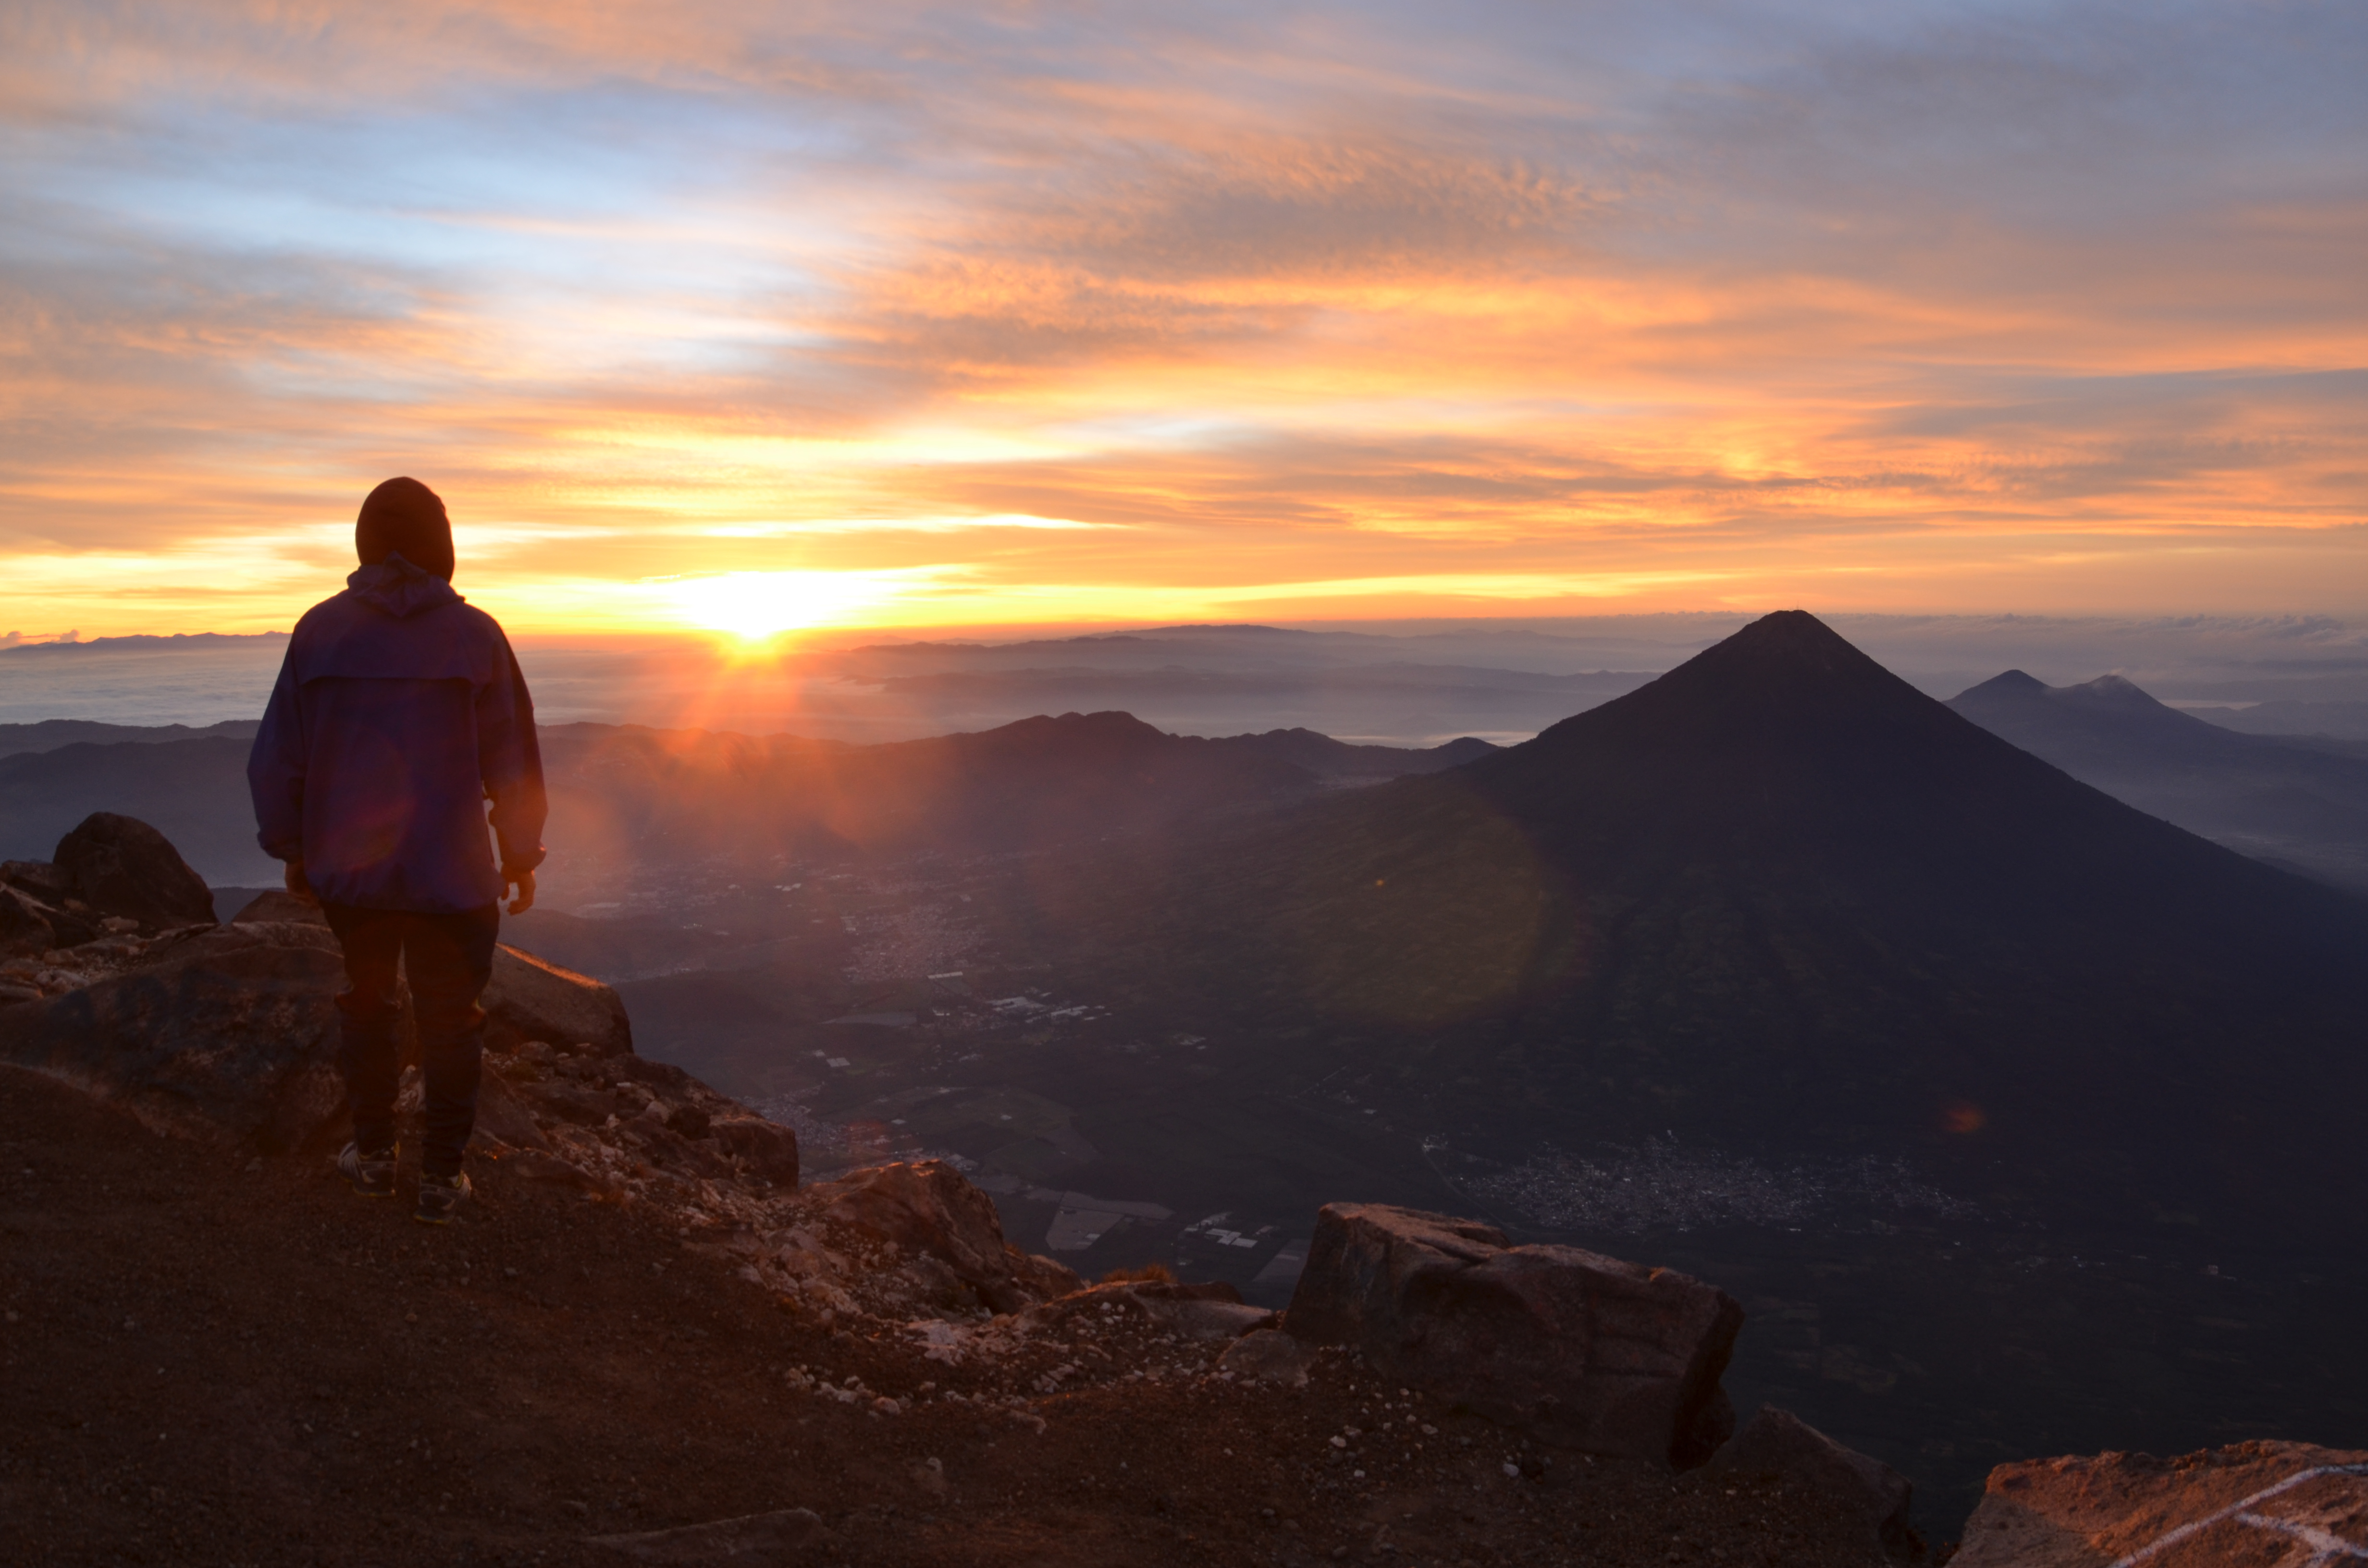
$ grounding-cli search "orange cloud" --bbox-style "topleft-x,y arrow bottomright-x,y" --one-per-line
1,0 -> 2364,636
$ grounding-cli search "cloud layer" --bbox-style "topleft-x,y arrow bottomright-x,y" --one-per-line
2,0 -> 2365,634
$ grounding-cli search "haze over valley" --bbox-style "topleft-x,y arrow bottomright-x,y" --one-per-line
8,612 -> 2365,1528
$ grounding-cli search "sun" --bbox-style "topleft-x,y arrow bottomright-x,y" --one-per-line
657,570 -> 897,643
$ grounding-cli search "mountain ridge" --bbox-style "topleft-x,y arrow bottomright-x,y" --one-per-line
1046,611 -> 2368,1230
0,714 -> 1496,888
1948,665 -> 2368,891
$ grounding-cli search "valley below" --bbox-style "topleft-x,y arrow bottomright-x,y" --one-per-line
456,844 -> 2368,1531
12,610 -> 2368,1556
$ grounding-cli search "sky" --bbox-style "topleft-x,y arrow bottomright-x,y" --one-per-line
3,0 -> 2366,640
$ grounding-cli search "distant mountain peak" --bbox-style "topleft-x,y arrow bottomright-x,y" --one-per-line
1952,669 -> 2183,720
1653,610 -> 1909,693
1962,669 -> 2050,697
1513,610 -> 1929,760
1142,623 -> 1307,637
1639,611 -> 1894,691
1702,608 -> 1861,660
2062,674 -> 2157,707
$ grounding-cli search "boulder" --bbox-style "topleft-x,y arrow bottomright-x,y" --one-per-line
802,1160 -> 1084,1313
1707,1406 -> 1918,1561
52,813 -> 216,931
484,945 -> 633,1057
0,922 -> 346,1149
712,1117 -> 801,1187
1952,1440 -> 2368,1568
1007,1248 -> 1090,1306
0,896 -> 651,1155
805,1160 -> 1012,1279
230,892 -> 634,1060
1281,1202 -> 1743,1468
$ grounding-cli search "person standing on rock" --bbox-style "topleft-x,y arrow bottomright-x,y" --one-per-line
247,477 -> 546,1225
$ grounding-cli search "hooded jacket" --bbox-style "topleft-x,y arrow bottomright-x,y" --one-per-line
247,554 -> 546,912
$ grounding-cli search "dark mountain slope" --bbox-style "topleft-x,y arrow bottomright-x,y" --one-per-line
1064,612 -> 2368,1226
0,736 -> 270,883
2200,697 -> 2368,741
539,710 -> 1317,866
0,714 -> 1476,895
1949,670 -> 2368,889
1212,727 -> 1497,778
0,717 -> 258,759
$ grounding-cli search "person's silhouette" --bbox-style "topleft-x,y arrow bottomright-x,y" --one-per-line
248,477 -> 545,1223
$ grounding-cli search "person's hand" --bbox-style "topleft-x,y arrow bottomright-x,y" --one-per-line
283,859 -> 320,907
505,868 -> 536,915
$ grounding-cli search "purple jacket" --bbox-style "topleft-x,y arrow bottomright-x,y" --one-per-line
248,556 -> 547,912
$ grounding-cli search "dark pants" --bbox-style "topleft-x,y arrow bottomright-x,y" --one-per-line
321,902 -> 500,1180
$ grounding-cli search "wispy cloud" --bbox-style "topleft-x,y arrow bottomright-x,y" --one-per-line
2,0 -> 2364,633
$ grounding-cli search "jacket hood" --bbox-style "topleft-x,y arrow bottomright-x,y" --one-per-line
346,553 -> 463,619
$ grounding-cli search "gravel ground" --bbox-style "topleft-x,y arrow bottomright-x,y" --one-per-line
0,1066 -> 1906,1567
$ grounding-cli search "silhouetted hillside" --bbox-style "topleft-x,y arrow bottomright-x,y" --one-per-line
0,736 -> 271,882
0,713 -> 1482,889
1052,612 -> 2368,1232
1949,670 -> 2368,889
0,717 -> 257,759
813,624 -> 1661,742
541,710 -> 1339,867
1213,727 -> 1497,778
2199,698 -> 2368,741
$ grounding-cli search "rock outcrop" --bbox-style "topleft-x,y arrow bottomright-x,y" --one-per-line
230,891 -> 636,1058
1281,1201 -> 1743,1469
52,811 -> 217,931
0,920 -> 347,1148
2,813 -> 222,1007
798,1159 -> 1084,1314
1707,1405 -> 1920,1561
483,943 -> 635,1057
0,875 -> 653,1158
0,819 -> 1110,1324
1952,1441 -> 2368,1567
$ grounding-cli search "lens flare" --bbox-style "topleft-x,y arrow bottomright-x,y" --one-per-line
1941,1101 -> 1987,1135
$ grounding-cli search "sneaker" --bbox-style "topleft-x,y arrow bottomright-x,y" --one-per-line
336,1141 -> 396,1199
413,1172 -> 471,1225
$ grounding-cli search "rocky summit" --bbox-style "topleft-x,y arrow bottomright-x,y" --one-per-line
3,812 -> 222,1004
4,814 -> 2364,1566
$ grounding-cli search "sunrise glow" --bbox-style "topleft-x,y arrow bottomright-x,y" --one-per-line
656,571 -> 913,644
0,2 -> 2362,637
